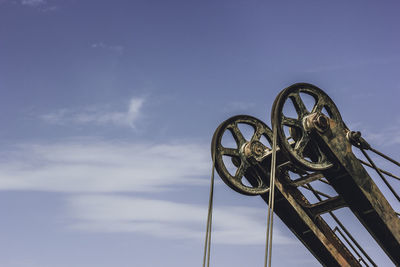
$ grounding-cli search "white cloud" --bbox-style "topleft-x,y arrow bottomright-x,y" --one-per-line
41,97 -> 144,128
91,42 -> 124,54
346,121 -> 400,148
368,128 -> 400,147
223,101 -> 256,113
305,56 -> 400,73
67,194 -> 294,245
0,138 -> 295,245
21,0 -> 45,6
0,140 -> 209,192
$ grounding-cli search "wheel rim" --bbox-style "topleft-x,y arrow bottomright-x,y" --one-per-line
211,115 -> 273,195
271,83 -> 343,171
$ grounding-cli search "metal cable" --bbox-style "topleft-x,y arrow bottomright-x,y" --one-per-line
202,152 -> 216,267
264,123 -> 278,267
359,159 -> 400,182
334,227 -> 367,265
349,133 -> 400,201
369,147 -> 400,168
351,133 -> 400,184
360,148 -> 400,202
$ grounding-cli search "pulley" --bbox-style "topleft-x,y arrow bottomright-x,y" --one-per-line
211,115 -> 273,195
271,83 -> 344,171
208,82 -> 400,267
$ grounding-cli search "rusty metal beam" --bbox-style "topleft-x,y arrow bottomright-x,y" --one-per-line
306,196 -> 347,216
314,120 -> 400,265
244,158 -> 360,267
290,172 -> 325,187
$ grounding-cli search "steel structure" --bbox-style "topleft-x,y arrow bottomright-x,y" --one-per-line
211,83 -> 400,266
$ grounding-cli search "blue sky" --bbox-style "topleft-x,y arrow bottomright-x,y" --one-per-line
0,0 -> 400,266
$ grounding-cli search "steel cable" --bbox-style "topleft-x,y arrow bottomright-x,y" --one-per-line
202,152 -> 216,267
350,133 -> 400,201
359,159 -> 400,182
360,148 -> 400,202
369,147 -> 400,168
264,123 -> 278,267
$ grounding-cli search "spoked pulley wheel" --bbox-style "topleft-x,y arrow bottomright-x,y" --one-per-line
211,115 -> 273,195
271,83 -> 343,171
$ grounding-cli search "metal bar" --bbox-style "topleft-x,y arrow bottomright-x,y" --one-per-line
307,196 -> 347,216
300,185 -> 332,199
318,125 -> 400,264
245,164 -> 361,266
291,172 -> 325,187
334,227 -> 368,266
360,148 -> 400,202
359,159 -> 400,182
306,184 -> 377,267
330,213 -> 377,267
319,178 -> 331,185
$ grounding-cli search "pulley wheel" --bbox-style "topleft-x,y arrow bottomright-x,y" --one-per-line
211,115 -> 273,195
271,83 -> 343,171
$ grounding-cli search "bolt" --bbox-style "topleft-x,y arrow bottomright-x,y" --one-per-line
251,141 -> 265,157
346,131 -> 364,147
313,114 -> 329,132
243,141 -> 267,162
350,131 -> 361,140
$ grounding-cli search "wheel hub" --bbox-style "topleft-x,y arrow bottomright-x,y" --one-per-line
243,140 -> 270,162
303,113 -> 330,133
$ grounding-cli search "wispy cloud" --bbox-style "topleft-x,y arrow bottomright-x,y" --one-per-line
21,0 -> 45,6
0,138 -> 295,245
0,140 -> 209,192
223,101 -> 256,113
19,0 -> 58,12
68,194 -> 294,245
41,97 -> 144,128
305,56 -> 400,73
91,42 -> 124,54
346,120 -> 400,148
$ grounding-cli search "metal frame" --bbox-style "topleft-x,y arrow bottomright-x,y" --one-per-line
313,119 -> 400,265
243,152 -> 361,267
211,83 -> 400,266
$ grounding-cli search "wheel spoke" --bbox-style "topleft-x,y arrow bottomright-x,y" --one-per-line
229,123 -> 246,146
251,124 -> 263,142
312,98 -> 325,113
212,115 -> 274,195
282,116 -> 302,128
221,147 -> 240,157
270,83 -> 337,171
295,135 -> 309,158
290,92 -> 308,117
234,162 -> 247,181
